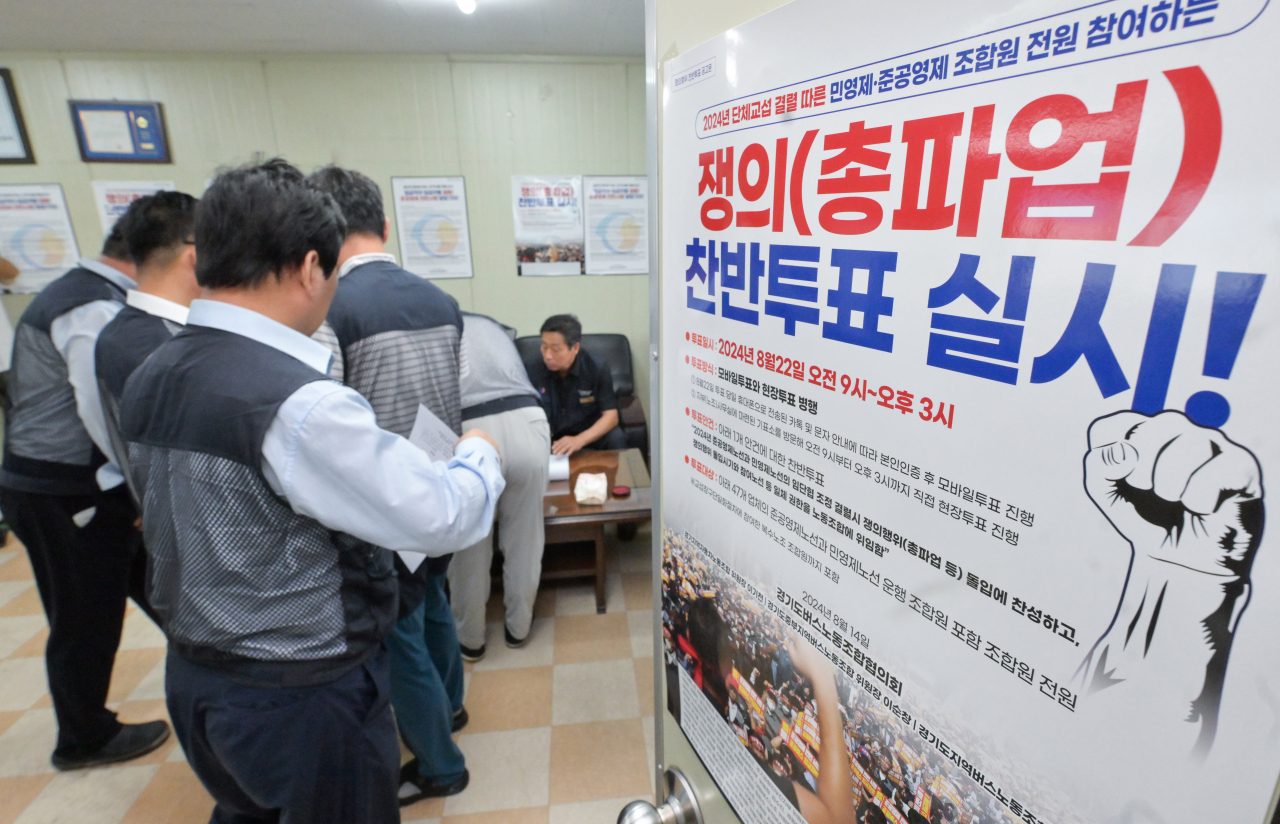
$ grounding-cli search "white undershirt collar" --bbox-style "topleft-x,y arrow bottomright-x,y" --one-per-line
126,290 -> 189,325
338,253 -> 398,279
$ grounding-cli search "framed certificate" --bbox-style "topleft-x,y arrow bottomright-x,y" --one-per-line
0,69 -> 34,165
68,100 -> 171,163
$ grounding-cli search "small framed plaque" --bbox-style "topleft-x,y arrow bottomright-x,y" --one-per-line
0,69 -> 35,165
69,100 -> 171,163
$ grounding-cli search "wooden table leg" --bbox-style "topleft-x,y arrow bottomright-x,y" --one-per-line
594,525 -> 606,614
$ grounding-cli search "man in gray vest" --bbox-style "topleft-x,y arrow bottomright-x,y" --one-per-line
308,165 -> 476,804
119,159 -> 503,823
0,206 -> 169,770
95,190 -> 201,500
449,312 -> 551,659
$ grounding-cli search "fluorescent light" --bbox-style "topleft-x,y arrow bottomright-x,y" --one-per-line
456,0 -> 476,12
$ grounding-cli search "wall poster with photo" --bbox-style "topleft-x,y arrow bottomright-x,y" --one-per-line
659,1 -> 1280,823
512,175 -> 583,276
91,180 -> 174,234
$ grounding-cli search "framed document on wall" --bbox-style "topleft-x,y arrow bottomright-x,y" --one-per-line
0,69 -> 35,164
69,100 -> 171,163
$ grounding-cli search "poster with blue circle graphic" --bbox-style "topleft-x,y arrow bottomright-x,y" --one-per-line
0,184 -> 81,293
392,176 -> 473,279
584,176 -> 648,276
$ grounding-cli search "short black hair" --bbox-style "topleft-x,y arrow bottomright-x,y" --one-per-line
195,159 -> 345,289
101,224 -> 130,261
307,166 -> 385,238
540,314 -> 582,347
118,190 -> 198,268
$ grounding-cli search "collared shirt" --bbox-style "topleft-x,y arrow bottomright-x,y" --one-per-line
185,299 -> 503,554
338,252 -> 398,279
125,289 -> 189,325
526,348 -> 618,440
50,257 -> 137,490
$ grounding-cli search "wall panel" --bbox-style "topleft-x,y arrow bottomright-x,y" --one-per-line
0,51 -> 650,407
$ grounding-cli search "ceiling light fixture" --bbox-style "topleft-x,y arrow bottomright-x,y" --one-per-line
456,0 -> 476,13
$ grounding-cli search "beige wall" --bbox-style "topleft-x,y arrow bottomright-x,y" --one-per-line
0,51 -> 652,406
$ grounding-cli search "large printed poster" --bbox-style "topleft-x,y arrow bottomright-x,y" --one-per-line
660,1 -> 1279,823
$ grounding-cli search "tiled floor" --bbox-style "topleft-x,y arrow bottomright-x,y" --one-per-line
0,524 -> 658,824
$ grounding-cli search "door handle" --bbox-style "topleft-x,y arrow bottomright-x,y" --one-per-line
617,766 -> 702,824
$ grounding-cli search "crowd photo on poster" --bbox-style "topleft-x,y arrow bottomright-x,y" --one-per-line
662,529 -> 1081,824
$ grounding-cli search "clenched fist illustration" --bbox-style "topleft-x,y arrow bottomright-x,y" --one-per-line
1082,410 -> 1264,757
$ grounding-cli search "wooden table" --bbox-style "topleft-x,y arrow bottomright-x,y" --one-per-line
542,448 -> 652,613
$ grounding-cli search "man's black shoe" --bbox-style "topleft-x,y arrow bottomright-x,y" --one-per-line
51,720 -> 170,771
504,625 -> 529,649
459,642 -> 485,663
452,707 -> 469,733
398,759 -> 470,806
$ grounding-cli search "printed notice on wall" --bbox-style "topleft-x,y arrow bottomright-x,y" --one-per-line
584,176 -> 649,275
392,177 -> 474,280
0,184 -> 81,293
660,1 -> 1280,823
512,175 -> 583,276
91,181 -> 174,235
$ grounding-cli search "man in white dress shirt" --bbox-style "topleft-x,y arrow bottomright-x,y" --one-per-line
118,159 -> 504,824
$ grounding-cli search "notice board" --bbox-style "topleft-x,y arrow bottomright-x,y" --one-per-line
659,1 -> 1280,823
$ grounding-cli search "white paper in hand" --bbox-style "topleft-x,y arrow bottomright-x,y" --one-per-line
549,454 -> 570,482
399,404 -> 461,573
408,403 -> 460,464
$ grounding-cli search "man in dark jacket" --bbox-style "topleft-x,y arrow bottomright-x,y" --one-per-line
95,190 -> 201,501
526,313 -> 625,455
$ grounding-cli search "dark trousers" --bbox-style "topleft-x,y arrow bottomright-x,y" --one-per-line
0,485 -> 154,757
583,425 -> 627,451
166,649 -> 401,824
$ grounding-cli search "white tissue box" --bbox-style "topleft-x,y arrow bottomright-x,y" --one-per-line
573,472 -> 608,505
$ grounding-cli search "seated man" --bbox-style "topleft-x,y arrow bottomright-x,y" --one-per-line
527,314 -> 625,456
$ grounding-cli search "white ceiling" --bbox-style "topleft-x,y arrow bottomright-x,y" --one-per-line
0,0 -> 644,56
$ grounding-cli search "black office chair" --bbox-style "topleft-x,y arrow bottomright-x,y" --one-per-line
516,333 -> 649,462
